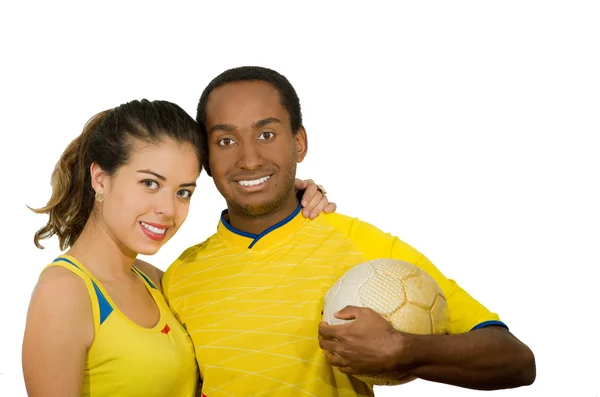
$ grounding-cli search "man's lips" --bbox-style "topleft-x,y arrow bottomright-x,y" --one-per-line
235,174 -> 271,187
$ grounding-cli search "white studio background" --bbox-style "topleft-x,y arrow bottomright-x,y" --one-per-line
1,1 -> 598,396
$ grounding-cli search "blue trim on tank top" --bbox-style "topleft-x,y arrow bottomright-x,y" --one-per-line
53,257 -> 114,325
220,204 -> 303,249
132,266 -> 157,289
471,320 -> 508,331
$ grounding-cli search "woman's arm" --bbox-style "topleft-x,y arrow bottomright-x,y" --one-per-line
22,267 -> 94,397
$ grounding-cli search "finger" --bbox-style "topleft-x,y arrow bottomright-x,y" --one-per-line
323,349 -> 335,363
296,178 -> 311,217
337,366 -> 354,374
324,202 -> 337,214
334,305 -> 362,320
299,184 -> 320,217
318,337 -> 340,352
295,177 -> 309,191
307,191 -> 327,219
324,350 -> 350,367
300,179 -> 321,218
318,321 -> 341,340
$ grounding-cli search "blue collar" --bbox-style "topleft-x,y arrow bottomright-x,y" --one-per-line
220,204 -> 303,249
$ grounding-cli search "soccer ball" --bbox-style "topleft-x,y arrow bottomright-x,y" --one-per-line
322,258 -> 450,386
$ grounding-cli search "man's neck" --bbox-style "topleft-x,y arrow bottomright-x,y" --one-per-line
226,197 -> 300,236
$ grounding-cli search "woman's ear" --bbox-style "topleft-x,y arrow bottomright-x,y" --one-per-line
90,162 -> 108,196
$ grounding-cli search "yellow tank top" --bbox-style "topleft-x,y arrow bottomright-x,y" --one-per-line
47,255 -> 198,397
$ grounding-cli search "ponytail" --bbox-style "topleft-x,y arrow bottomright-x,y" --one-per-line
30,110 -> 110,250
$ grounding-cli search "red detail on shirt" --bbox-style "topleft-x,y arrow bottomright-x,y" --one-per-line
161,324 -> 170,334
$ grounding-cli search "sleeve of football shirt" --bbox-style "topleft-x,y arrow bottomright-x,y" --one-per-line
327,215 -> 505,333
320,215 -> 535,390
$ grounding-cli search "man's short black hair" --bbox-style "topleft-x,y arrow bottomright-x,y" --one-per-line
196,66 -> 303,175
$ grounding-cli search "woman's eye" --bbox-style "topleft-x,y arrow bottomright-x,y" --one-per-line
178,190 -> 192,199
142,180 -> 159,190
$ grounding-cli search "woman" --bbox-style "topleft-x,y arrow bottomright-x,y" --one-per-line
22,99 -> 334,397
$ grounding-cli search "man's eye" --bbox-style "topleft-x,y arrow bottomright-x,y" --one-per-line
218,138 -> 236,146
258,132 -> 275,140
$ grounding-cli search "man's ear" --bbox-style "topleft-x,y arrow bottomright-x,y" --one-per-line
295,126 -> 308,163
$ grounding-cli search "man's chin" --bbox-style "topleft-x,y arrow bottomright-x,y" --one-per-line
239,204 -> 275,218
228,198 -> 289,219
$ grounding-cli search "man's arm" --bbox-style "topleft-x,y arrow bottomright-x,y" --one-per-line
318,306 -> 535,390
407,325 -> 535,390
322,216 -> 535,389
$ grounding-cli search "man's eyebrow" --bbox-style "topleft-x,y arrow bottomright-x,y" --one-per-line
209,124 -> 236,134
253,118 -> 281,129
209,118 -> 281,134
137,169 -> 166,181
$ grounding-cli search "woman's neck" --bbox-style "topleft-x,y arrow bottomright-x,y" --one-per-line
67,217 -> 137,282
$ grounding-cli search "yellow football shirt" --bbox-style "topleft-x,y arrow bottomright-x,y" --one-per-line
163,205 -> 504,397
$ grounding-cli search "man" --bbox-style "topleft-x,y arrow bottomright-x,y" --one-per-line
163,66 -> 536,396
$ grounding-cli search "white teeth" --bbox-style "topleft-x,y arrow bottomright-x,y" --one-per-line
140,222 -> 166,235
238,175 -> 270,187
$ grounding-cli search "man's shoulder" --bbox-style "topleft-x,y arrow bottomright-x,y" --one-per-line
312,211 -> 355,228
313,211 -> 388,238
162,233 -> 222,295
175,233 -> 221,263
166,233 -> 222,274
